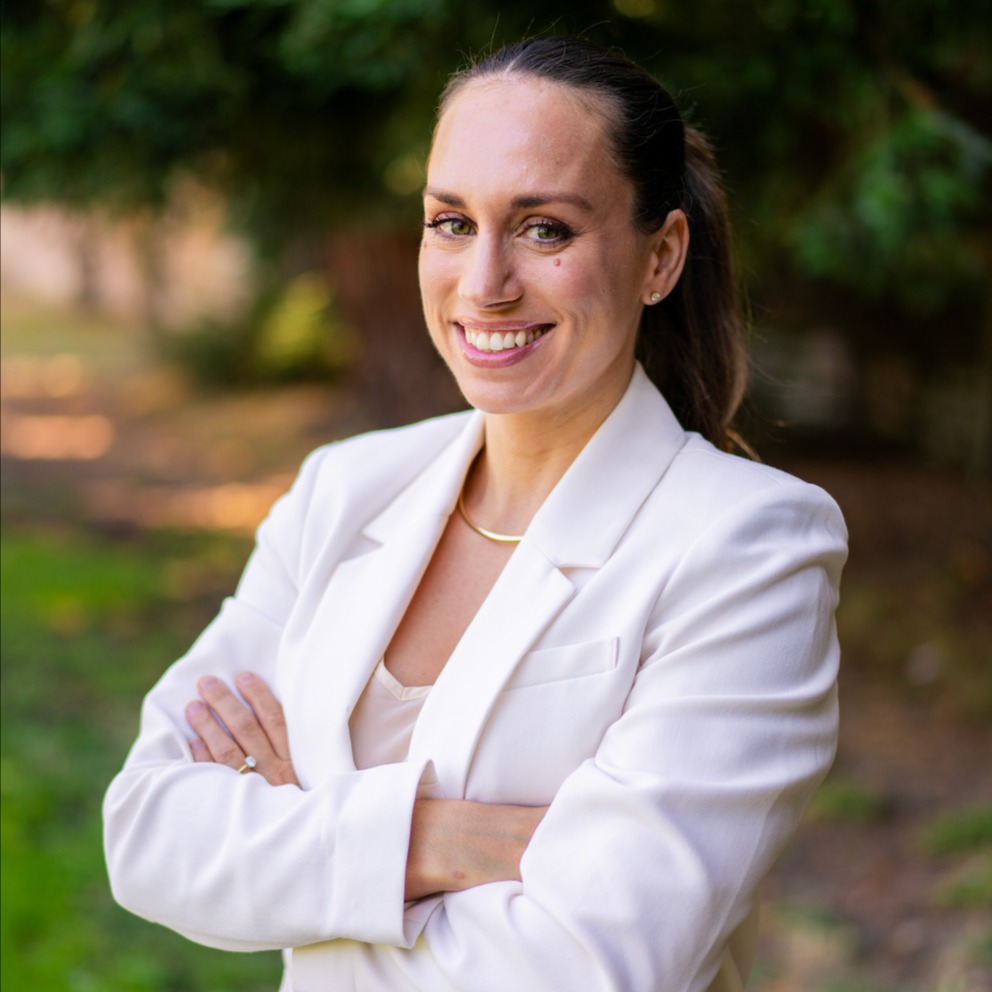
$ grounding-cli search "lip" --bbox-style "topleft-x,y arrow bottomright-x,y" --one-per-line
454,320 -> 553,367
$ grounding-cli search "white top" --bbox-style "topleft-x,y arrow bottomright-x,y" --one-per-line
349,660 -> 429,771
349,660 -> 441,801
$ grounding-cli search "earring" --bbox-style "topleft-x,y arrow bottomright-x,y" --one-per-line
649,292 -> 662,304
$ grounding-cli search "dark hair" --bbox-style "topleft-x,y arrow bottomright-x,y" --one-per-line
438,37 -> 748,451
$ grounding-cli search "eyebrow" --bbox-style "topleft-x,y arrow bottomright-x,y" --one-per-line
423,187 -> 594,212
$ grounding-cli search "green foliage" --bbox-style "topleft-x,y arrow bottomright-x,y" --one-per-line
1,0 -> 249,209
2,0 -> 990,335
0,528 -> 280,990
635,0 -> 992,321
806,776 -> 888,824
932,852 -> 992,910
820,979 -> 890,992
919,806 -> 992,912
165,271 -> 356,386
1,0 -> 590,235
253,272 -> 356,377
790,107 -> 991,314
921,804 -> 992,858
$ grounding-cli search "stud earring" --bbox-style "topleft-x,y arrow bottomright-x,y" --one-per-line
649,292 -> 662,304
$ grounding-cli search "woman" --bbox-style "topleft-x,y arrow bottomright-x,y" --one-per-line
104,37 -> 847,992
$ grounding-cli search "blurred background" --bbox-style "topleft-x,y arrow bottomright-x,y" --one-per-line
1,2 -> 989,990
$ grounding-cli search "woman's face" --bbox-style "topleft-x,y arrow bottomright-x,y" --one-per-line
419,76 -> 670,429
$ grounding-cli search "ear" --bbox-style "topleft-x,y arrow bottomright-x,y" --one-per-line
641,209 -> 689,306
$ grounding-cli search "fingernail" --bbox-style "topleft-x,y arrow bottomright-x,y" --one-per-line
199,676 -> 218,689
190,738 -> 206,753
187,701 -> 205,715
237,672 -> 255,685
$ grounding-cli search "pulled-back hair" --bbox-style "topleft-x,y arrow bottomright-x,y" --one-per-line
438,37 -> 748,451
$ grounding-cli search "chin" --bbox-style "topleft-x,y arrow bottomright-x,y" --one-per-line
447,372 -> 542,417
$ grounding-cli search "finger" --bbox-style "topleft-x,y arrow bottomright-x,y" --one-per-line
185,700 -> 246,769
235,672 -> 292,760
189,737 -> 211,763
196,676 -> 275,765
233,673 -> 299,786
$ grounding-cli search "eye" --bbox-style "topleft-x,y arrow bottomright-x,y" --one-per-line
424,215 -> 474,238
522,220 -> 574,245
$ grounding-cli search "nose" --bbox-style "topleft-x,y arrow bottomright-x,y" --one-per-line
459,234 -> 522,308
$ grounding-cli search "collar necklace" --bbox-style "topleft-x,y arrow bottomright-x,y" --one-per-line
457,491 -> 524,544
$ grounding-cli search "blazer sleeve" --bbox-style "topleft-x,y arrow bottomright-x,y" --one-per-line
102,446 -> 427,952
338,479 -> 847,992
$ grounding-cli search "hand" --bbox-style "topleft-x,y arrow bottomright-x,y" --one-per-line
405,799 -> 548,900
186,672 -> 299,787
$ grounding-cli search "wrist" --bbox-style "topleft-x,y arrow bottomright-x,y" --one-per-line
405,799 -> 467,900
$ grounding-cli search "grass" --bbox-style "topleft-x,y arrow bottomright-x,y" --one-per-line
932,853 -> 992,910
0,526 -> 282,991
920,805 -> 992,858
806,776 -> 889,824
920,805 -> 992,913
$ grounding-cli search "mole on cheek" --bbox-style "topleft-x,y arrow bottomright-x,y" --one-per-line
553,258 -> 561,267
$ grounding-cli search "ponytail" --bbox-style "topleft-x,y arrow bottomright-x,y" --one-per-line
637,126 -> 748,451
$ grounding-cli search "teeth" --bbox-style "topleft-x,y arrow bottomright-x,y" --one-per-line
465,327 -> 545,353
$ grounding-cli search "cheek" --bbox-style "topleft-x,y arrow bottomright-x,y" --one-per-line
543,257 -> 614,309
418,248 -> 455,306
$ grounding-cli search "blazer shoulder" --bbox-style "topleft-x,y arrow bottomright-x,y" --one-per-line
657,434 -> 847,541
275,408 -> 475,553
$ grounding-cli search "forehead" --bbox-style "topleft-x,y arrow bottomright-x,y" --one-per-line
427,77 -> 626,205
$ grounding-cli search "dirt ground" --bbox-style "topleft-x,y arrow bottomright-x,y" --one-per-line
2,305 -> 990,992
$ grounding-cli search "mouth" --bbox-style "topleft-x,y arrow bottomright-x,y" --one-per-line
459,323 -> 553,355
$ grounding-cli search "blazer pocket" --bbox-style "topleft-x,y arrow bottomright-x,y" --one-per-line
503,637 -> 619,691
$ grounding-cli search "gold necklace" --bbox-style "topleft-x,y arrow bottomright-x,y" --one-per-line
457,491 -> 524,543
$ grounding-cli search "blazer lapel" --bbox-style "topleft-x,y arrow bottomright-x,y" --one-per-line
286,412 -> 485,789
526,363 -> 688,569
408,365 -> 688,797
407,543 -> 576,796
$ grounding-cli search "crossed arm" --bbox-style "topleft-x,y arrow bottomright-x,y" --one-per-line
105,443 -> 847,990
186,672 -> 546,901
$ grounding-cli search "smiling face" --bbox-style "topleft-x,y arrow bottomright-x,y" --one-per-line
419,76 -> 669,434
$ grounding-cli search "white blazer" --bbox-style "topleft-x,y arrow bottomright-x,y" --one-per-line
104,365 -> 847,992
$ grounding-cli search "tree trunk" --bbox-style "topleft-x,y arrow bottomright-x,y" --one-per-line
73,214 -> 101,312
135,216 -> 168,339
325,227 -> 462,427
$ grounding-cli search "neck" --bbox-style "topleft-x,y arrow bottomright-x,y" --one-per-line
459,361 -> 637,535
463,398 -> 619,536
